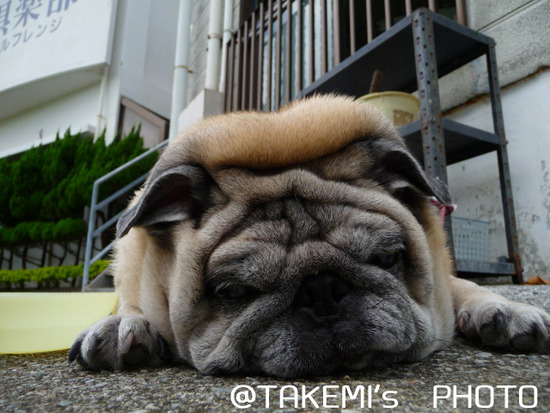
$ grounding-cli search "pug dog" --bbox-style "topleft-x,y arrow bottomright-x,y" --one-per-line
69,95 -> 550,377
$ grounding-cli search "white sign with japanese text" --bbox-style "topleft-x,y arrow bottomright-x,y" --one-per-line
0,0 -> 116,92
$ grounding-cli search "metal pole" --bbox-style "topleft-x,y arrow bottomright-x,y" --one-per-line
242,19 -> 249,109
257,1 -> 265,110
206,0 -> 224,90
275,0 -> 282,109
219,0 -> 234,93
82,182 -> 99,290
412,9 -> 455,253
412,10 -> 447,182
366,0 -> 373,43
169,0 -> 193,140
486,41 -> 523,283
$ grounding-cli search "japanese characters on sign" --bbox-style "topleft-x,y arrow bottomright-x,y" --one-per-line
0,0 -> 79,53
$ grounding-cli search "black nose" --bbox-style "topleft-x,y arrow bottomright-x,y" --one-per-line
293,272 -> 352,317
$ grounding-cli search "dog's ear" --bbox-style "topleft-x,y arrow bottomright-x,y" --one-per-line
116,165 -> 210,238
368,138 -> 451,205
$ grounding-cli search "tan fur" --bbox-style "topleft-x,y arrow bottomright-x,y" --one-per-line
167,95 -> 400,171
419,204 -> 456,347
112,228 -> 146,316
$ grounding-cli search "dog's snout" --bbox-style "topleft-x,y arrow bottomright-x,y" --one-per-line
293,272 -> 352,317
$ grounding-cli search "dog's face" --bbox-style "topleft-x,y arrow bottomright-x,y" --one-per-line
115,96 -> 455,377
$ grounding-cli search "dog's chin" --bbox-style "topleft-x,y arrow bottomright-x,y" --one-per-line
250,310 -> 419,378
253,352 -> 406,379
252,335 -> 412,379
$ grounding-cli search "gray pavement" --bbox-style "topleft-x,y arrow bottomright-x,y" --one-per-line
1,285 -> 550,412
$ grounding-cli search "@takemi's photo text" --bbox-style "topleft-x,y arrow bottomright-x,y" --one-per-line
229,384 -> 539,409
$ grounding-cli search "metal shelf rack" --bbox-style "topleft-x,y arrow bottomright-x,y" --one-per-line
300,8 -> 522,283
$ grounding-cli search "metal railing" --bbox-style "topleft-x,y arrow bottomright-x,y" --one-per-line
224,0 -> 466,112
81,140 -> 169,290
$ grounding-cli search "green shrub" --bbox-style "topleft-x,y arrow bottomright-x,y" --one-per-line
0,126 -> 157,249
0,219 -> 87,246
0,260 -> 110,289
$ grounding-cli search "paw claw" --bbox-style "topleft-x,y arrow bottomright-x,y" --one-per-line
479,310 -> 507,345
119,331 -> 135,355
68,315 -> 169,371
457,311 -> 470,333
68,338 -> 82,364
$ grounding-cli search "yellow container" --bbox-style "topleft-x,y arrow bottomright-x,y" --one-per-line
357,91 -> 419,127
0,292 -> 118,354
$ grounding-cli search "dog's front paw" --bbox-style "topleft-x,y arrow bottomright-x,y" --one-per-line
457,299 -> 550,353
68,315 -> 170,370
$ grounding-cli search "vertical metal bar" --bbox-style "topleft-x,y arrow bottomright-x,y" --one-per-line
333,0 -> 341,65
412,10 -> 446,181
412,9 -> 454,253
225,36 -> 235,112
241,19 -> 249,110
249,11 -> 257,109
366,0 -> 373,43
487,41 -> 523,283
405,0 -> 412,15
349,0 -> 356,54
320,0 -> 327,75
296,0 -> 303,94
233,28 -> 242,110
428,0 -> 437,13
275,0 -> 282,109
384,0 -> 391,30
266,0 -> 273,110
257,2 -> 265,110
456,0 -> 467,25
308,0 -> 314,83
82,183 -> 99,290
285,0 -> 292,104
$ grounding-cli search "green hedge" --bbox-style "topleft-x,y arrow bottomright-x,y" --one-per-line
0,126 -> 157,248
0,260 -> 110,289
0,218 -> 87,245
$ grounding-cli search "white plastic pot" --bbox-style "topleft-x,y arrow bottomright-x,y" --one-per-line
357,91 -> 419,127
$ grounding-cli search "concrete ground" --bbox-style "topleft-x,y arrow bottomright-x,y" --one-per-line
1,285 -> 549,413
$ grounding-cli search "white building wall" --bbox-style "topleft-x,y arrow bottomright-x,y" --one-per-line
447,70 -> 550,277
119,0 -> 178,118
0,84 -> 100,158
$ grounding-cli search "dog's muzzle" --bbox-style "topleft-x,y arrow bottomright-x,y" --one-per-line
292,272 -> 353,318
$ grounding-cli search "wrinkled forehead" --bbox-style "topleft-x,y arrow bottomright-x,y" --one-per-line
200,166 -> 417,255
211,195 -> 403,252
204,192 -> 405,284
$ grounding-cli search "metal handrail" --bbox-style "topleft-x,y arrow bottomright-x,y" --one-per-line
81,140 -> 169,290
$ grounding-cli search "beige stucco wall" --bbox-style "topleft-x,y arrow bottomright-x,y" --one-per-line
440,0 -> 550,111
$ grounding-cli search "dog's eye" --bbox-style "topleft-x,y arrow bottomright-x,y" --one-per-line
371,251 -> 400,269
213,284 -> 258,300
